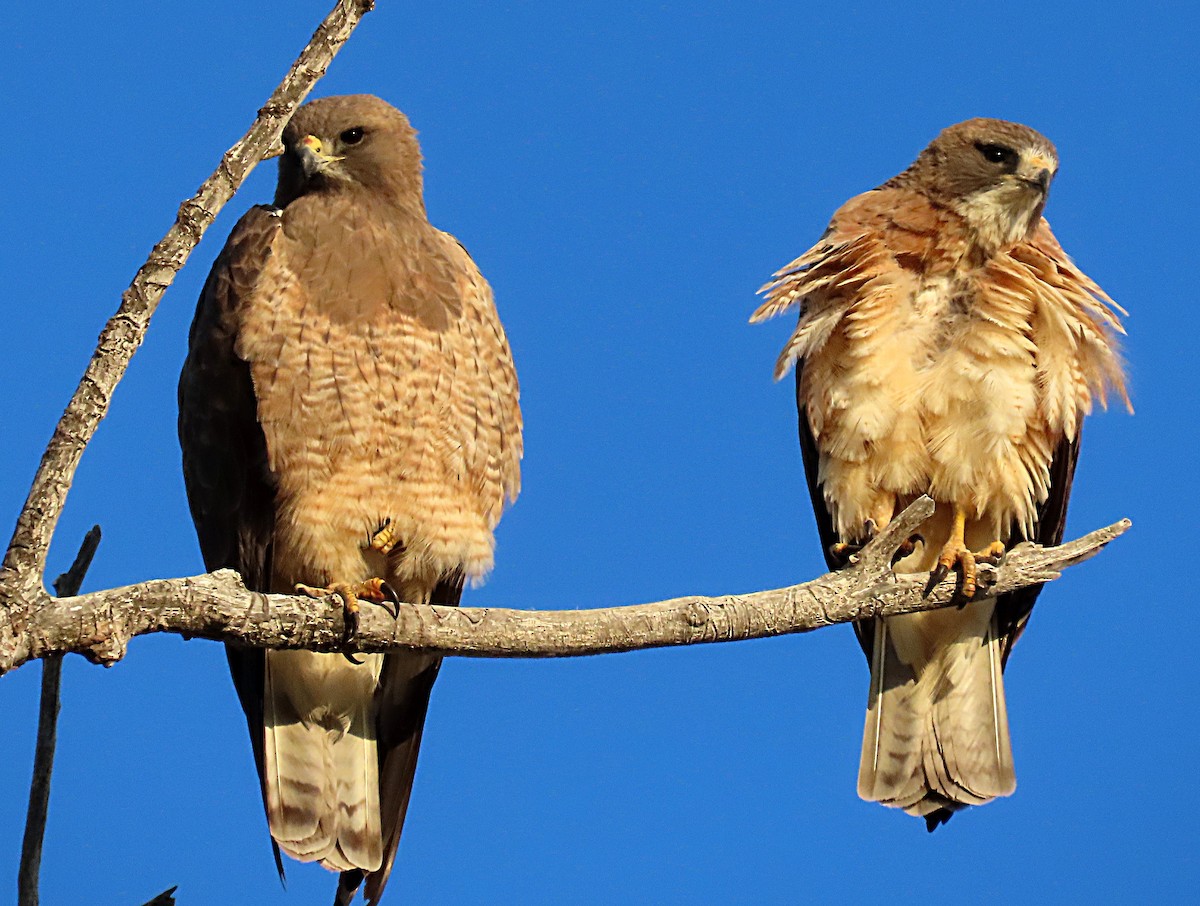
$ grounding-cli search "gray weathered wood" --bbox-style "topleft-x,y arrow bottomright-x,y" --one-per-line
0,498 -> 1129,675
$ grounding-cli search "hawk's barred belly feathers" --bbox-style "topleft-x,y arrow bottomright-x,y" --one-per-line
179,95 -> 521,904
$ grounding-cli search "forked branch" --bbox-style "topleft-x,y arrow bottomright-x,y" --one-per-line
0,498 -> 1130,675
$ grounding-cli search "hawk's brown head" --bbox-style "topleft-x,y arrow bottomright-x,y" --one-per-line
890,117 -> 1059,253
275,94 -> 424,210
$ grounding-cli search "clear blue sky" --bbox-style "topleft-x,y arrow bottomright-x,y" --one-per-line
1,2 -> 1194,903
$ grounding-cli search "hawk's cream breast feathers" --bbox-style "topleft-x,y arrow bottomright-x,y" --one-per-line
752,181 -> 1126,537
753,117 -> 1128,827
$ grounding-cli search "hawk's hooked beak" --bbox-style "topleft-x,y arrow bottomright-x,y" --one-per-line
1018,153 -> 1054,194
295,134 -> 343,180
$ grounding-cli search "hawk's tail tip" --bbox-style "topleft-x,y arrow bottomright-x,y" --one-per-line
924,808 -> 954,833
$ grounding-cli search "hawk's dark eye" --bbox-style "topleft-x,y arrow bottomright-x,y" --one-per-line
340,127 -> 365,146
975,142 -> 1015,165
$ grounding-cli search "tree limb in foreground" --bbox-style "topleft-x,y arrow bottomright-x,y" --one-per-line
0,2 -> 1128,721
0,497 -> 1129,676
0,0 -> 375,605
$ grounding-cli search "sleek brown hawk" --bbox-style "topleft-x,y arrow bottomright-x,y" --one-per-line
752,118 -> 1127,828
179,95 -> 522,902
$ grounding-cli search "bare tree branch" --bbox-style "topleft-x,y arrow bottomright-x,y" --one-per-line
17,526 -> 101,906
0,24 -> 1131,904
3,4 -> 370,898
3,3 -> 371,886
0,0 -> 375,607
0,499 -> 1130,676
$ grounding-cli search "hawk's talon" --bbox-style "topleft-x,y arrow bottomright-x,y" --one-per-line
925,536 -> 1003,600
924,562 -> 952,597
295,579 -> 386,648
890,533 -> 924,567
342,600 -> 361,646
833,520 -> 924,569
830,519 -> 881,567
378,581 -> 401,619
369,519 -> 401,555
829,540 -> 860,566
976,541 -> 1007,565
930,544 -> 978,599
355,577 -> 391,603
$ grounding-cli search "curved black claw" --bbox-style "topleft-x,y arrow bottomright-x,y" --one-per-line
921,564 -> 950,600
923,562 -> 952,598
378,581 -> 401,619
829,519 -> 879,568
923,558 -> 976,607
342,617 -> 364,663
343,585 -> 399,660
297,579 -> 393,661
890,533 -> 925,567
342,603 -> 361,647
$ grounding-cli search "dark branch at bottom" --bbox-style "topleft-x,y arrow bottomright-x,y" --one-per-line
18,526 -> 101,906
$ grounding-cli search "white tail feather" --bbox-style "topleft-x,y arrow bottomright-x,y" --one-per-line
858,603 -> 1016,818
263,650 -> 383,871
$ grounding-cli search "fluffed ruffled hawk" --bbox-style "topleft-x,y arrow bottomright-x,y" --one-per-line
752,118 -> 1128,829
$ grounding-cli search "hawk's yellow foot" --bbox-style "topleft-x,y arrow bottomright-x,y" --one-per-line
369,518 -> 402,555
296,578 -> 401,654
830,518 -> 923,567
926,508 -> 1007,598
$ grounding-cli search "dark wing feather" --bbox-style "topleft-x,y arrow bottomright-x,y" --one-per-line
796,361 -> 843,573
177,205 -> 282,873
995,431 -> 1080,667
178,205 -> 281,585
793,362 -> 877,659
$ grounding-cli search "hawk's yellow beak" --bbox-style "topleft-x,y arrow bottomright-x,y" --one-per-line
1019,153 -> 1055,193
296,134 -> 342,179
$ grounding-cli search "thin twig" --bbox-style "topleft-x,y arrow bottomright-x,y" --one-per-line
17,526 -> 101,906
0,0 -> 375,601
0,501 -> 1130,674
